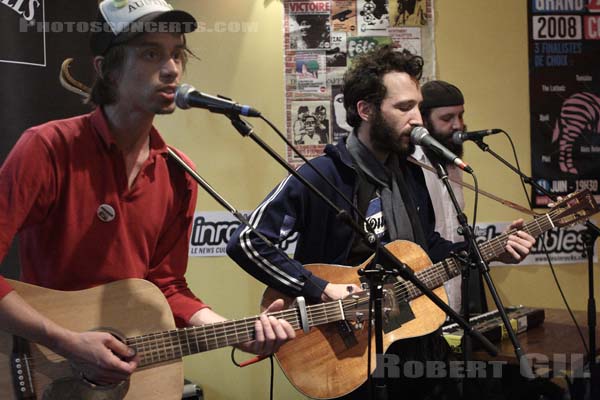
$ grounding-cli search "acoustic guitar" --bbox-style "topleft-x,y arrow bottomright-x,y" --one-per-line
0,279 -> 370,399
260,190 -> 599,399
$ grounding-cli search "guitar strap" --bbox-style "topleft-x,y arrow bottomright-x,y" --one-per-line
408,156 -> 538,216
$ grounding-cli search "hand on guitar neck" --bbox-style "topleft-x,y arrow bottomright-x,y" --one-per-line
493,218 -> 537,264
320,283 -> 363,302
496,196 -> 566,265
229,299 -> 296,356
187,298 -> 296,357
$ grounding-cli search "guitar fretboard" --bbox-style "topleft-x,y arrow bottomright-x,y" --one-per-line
127,298 -> 363,367
126,191 -> 594,367
393,213 -> 556,303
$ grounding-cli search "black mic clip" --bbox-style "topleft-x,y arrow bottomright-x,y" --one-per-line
227,114 -> 254,137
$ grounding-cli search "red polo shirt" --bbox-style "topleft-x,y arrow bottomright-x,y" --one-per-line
0,108 -> 208,327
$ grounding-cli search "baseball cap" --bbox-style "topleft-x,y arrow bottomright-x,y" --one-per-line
90,0 -> 197,55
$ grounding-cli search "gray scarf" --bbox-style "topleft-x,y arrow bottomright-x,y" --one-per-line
346,133 -> 415,242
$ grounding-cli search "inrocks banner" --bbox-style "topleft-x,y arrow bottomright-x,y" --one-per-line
189,211 -> 298,257
189,211 -> 591,265
528,0 -> 600,207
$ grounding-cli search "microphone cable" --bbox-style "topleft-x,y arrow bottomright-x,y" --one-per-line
496,130 -> 588,355
470,172 -> 480,235
258,114 -> 373,233
231,348 -> 275,400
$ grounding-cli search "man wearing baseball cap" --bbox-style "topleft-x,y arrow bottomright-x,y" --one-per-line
412,80 -> 487,314
0,0 -> 293,388
90,0 -> 198,56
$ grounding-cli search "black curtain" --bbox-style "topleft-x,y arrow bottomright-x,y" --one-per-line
0,0 -> 98,279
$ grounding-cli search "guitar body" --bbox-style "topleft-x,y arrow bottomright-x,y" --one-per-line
0,279 -> 183,400
261,240 -> 448,399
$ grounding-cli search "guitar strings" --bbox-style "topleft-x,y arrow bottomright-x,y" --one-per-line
128,299 -> 368,365
392,202 -> 574,302
390,210 -> 560,303
13,300 -> 365,367
12,206 -> 580,368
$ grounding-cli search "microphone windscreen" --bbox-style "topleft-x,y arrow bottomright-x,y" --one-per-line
451,131 -> 464,145
175,84 -> 194,109
410,126 -> 429,145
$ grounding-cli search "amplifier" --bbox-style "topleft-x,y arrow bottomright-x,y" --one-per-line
442,306 -> 545,352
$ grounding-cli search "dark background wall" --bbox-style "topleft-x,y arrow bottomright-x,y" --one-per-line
0,0 -> 97,279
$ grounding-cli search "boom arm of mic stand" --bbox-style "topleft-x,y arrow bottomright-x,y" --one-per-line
473,139 -> 540,201
166,147 -> 274,247
228,115 -> 376,246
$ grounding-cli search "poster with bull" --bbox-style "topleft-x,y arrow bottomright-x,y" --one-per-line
528,1 -> 600,207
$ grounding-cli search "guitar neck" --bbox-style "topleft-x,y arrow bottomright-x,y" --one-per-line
477,214 -> 554,261
129,300 -> 350,367
395,213 -> 556,303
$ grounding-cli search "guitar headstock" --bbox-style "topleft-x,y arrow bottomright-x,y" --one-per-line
548,190 -> 599,228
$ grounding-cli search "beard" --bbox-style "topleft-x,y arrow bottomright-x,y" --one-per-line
434,131 -> 464,157
369,109 -> 414,159
425,124 -> 465,164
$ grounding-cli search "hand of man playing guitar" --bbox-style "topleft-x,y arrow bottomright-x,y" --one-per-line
495,219 -> 536,264
320,283 -> 363,302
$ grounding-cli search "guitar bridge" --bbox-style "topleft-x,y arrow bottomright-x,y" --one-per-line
382,283 -> 415,333
11,336 -> 35,399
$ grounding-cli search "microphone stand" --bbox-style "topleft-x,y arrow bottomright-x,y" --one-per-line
166,147 -> 275,247
433,161 -> 535,384
473,138 -> 599,392
225,114 -> 499,400
432,161 -> 472,392
581,223 -> 599,400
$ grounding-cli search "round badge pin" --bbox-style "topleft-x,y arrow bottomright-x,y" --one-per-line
97,204 -> 116,222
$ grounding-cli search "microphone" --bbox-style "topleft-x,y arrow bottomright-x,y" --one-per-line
175,84 -> 261,117
452,129 -> 502,144
410,126 -> 473,173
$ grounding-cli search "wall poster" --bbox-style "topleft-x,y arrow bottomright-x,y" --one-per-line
528,0 -> 600,207
283,0 -> 436,166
